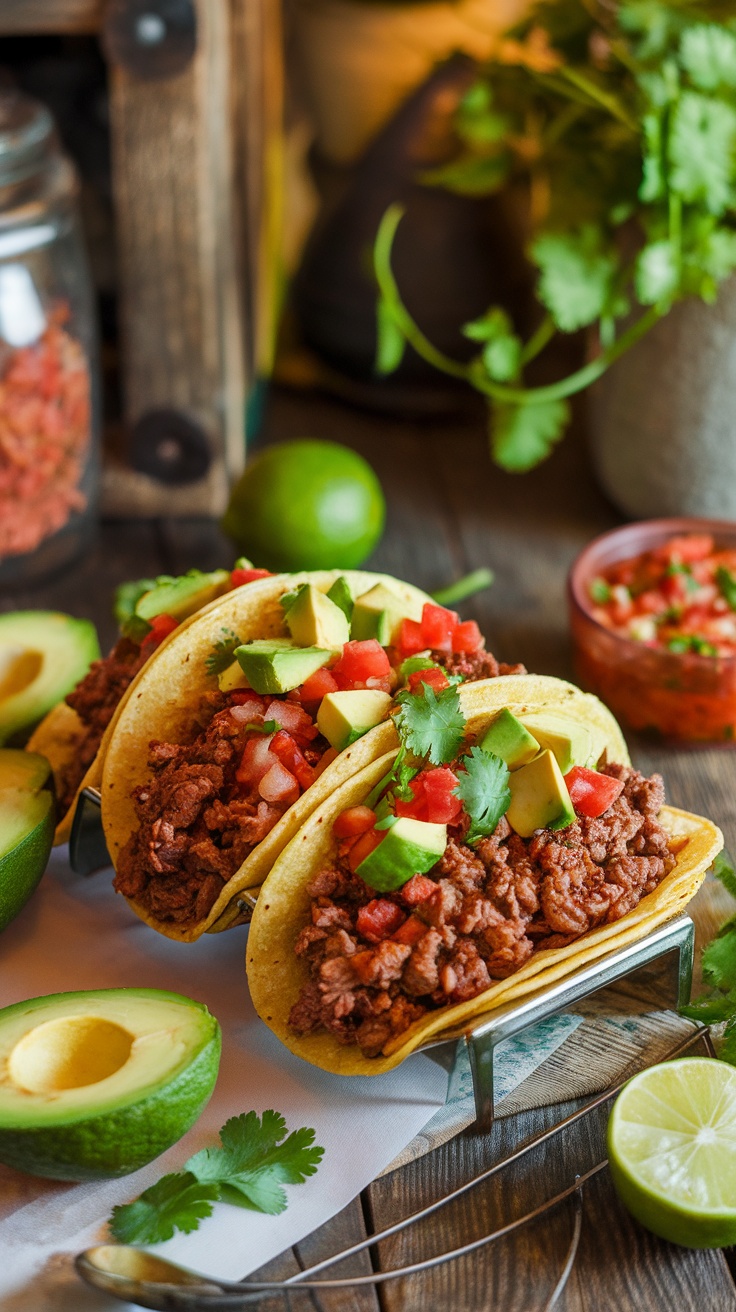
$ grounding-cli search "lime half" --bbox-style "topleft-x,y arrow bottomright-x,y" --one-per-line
608,1057 -> 736,1248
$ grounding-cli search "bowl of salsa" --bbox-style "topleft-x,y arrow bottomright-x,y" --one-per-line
568,519 -> 736,742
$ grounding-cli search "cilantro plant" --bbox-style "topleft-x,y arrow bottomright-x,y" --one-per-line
394,683 -> 467,764
206,628 -> 244,675
681,851 -> 736,1064
110,1110 -> 324,1245
374,0 -> 736,471
453,746 -> 511,843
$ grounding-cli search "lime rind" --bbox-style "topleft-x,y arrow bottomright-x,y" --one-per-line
608,1057 -> 736,1247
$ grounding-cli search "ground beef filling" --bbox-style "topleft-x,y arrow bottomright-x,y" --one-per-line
57,638 -> 149,813
113,694 -> 327,926
288,764 -> 676,1058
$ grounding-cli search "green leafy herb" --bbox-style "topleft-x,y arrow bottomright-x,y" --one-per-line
248,720 -> 280,736
280,585 -> 304,614
666,635 -> 717,656
431,568 -> 494,607
589,576 -> 612,604
373,0 -> 736,473
109,1111 -> 324,1245
394,683 -> 466,765
680,850 -> 736,1064
453,746 -> 511,844
206,628 -> 243,675
717,566 -> 736,611
326,576 -> 354,623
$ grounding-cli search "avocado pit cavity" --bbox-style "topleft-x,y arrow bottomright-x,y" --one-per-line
0,648 -> 43,701
9,1016 -> 134,1094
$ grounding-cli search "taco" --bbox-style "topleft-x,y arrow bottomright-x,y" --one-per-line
102,570 -> 524,942
246,674 -> 722,1076
27,562 -> 272,844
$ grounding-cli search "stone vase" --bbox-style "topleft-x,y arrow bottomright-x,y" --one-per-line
587,278 -> 736,519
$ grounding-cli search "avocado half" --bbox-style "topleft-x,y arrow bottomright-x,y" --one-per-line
0,988 -> 221,1180
0,748 -> 55,932
0,611 -> 100,744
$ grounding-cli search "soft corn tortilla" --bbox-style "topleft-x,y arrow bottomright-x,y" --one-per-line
101,570 -> 433,942
246,677 -> 723,1076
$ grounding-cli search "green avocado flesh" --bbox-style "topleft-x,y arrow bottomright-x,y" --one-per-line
0,988 -> 221,1180
317,689 -> 392,751
136,569 -> 231,623
357,817 -> 447,892
234,640 -> 332,695
519,713 -> 592,774
351,583 -> 417,647
285,583 -> 350,649
0,749 -> 54,932
0,612 -> 100,744
506,749 -> 575,838
479,709 -> 539,770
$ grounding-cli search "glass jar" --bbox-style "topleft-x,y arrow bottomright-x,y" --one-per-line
0,90 -> 100,587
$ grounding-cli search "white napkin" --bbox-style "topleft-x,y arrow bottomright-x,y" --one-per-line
0,850 -> 447,1310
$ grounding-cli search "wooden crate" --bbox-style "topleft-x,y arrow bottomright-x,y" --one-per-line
0,0 -> 283,516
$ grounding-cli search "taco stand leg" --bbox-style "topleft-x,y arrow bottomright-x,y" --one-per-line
423,914 -> 696,1134
69,786 -> 111,876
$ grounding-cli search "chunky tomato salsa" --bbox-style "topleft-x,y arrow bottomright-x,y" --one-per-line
588,533 -> 736,657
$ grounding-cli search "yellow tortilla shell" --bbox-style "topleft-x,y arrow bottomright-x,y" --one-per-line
101,570 -> 433,942
246,679 -> 722,1076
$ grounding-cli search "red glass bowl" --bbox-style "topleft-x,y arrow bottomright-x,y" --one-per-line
568,518 -> 736,743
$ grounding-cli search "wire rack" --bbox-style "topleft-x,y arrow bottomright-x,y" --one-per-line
76,912 -> 704,1312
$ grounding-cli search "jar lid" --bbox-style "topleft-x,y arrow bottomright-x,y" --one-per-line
0,92 -> 54,187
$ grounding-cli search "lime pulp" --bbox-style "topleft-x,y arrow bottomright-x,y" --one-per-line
607,1057 -> 736,1248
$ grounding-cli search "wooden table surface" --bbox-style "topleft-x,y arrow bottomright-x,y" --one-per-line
7,385 -> 736,1310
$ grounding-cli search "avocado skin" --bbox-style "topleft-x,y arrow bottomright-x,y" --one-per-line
0,612 -> 100,745
0,795 -> 54,932
0,1022 -> 221,1181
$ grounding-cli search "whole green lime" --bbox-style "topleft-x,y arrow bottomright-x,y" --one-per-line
222,440 -> 386,571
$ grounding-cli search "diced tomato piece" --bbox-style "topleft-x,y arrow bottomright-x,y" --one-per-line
420,603 -> 459,652
348,828 -> 384,872
422,767 -> 463,823
395,767 -> 461,824
331,640 -> 391,690
237,733 -> 278,786
356,899 -> 405,943
230,567 -> 272,587
564,766 -> 624,818
401,874 -> 436,905
140,612 -> 178,652
654,534 -> 714,565
264,699 -> 318,741
258,761 -> 300,806
392,914 -> 428,945
397,618 -> 426,656
294,667 -> 339,705
269,730 -> 315,790
333,805 -> 377,838
452,619 -> 483,653
407,666 -> 449,694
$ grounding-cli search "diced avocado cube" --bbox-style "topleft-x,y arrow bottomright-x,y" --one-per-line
285,584 -> 350,649
326,576 -> 354,623
479,709 -> 539,770
506,749 -> 575,838
519,713 -> 592,774
356,816 -> 447,892
351,584 -> 419,647
317,689 -> 392,751
234,641 -> 331,695
217,661 -> 251,693
136,569 -> 231,622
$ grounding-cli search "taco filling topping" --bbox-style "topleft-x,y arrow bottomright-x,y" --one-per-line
288,689 -> 677,1058
56,564 -> 268,813
113,584 -> 524,927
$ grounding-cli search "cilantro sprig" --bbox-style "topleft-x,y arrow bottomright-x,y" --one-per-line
453,746 -> 511,844
206,628 -> 244,676
680,851 -> 736,1064
374,0 -> 736,472
109,1111 -> 324,1245
393,682 -> 466,765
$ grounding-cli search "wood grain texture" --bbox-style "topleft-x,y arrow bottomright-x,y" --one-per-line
0,0 -> 102,33
103,0 -> 245,516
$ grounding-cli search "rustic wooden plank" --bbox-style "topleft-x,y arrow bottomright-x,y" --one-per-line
102,0 -> 245,517
245,1198 -> 378,1312
0,0 -> 102,33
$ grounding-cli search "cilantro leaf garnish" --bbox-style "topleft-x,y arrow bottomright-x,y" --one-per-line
114,577 -> 158,639
453,746 -> 511,844
394,683 -> 466,765
680,850 -> 736,1063
717,566 -> 736,611
109,1111 -> 324,1244
206,628 -> 243,675
589,576 -> 611,605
